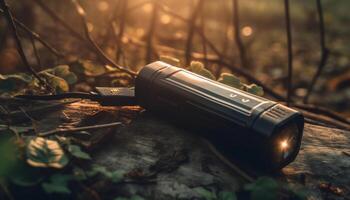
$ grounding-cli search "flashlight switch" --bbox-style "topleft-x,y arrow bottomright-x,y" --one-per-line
93,87 -> 137,106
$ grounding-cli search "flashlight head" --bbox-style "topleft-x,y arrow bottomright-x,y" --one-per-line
252,104 -> 304,169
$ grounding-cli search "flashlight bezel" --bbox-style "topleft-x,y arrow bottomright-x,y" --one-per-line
265,114 -> 304,169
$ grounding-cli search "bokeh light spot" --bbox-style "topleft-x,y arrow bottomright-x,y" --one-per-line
87,22 -> 94,32
98,1 -> 109,12
142,3 -> 153,13
241,26 -> 253,37
160,14 -> 172,24
136,28 -> 145,37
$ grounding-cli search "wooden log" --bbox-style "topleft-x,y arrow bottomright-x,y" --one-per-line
2,100 -> 349,199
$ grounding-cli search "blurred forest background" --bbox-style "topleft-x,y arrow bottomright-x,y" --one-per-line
0,0 -> 349,114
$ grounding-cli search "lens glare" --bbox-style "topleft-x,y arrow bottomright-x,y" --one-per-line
280,140 -> 288,149
272,123 -> 299,164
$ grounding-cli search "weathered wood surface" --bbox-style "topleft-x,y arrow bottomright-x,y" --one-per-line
2,100 -> 350,199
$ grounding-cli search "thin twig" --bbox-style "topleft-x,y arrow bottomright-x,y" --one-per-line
284,0 -> 293,106
0,183 -> 14,200
292,103 -> 350,125
221,1 -> 231,58
71,0 -> 137,77
116,0 -> 127,63
101,1 -> 121,48
0,21 -> 8,50
128,31 -> 287,101
34,0 -> 136,76
19,106 -> 39,135
145,1 -> 159,64
232,0 -> 247,68
201,138 -> 254,183
32,0 -> 85,42
0,0 -> 49,90
298,109 -> 350,131
303,0 -> 329,103
30,35 -> 42,69
159,4 -> 287,100
0,8 -> 64,58
128,0 -> 152,13
185,0 -> 204,65
199,9 -> 208,68
39,122 -> 122,137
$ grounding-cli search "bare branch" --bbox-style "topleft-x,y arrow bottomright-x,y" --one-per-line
71,0 -> 137,77
159,4 -> 286,101
303,0 -> 329,103
39,122 -> 122,137
284,0 -> 293,106
0,8 -> 63,58
232,0 -> 248,68
30,35 -> 42,70
0,0 -> 49,90
116,0 -> 128,63
199,5 -> 208,67
185,0 -> 204,65
32,0 -> 86,42
33,0 -> 137,77
145,1 -> 159,64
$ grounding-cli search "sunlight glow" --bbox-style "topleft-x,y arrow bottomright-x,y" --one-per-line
136,28 -> 145,37
142,3 -> 153,13
87,22 -> 94,32
226,27 -> 234,40
77,5 -> 85,16
241,26 -> 253,37
98,1 -> 109,12
160,14 -> 172,24
175,31 -> 184,39
122,36 -> 129,43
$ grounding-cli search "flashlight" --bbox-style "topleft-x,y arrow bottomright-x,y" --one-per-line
16,61 -> 304,170
135,61 -> 304,169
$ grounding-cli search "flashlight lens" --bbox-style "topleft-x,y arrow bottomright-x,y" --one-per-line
271,123 -> 299,166
280,140 -> 288,149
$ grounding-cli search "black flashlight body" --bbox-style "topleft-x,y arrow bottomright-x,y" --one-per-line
135,61 -> 304,169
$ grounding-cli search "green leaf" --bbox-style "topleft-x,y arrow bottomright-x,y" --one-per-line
160,55 -> 180,67
244,177 -> 279,200
0,132 -> 18,177
218,73 -> 243,89
114,195 -> 145,200
67,144 -> 91,160
245,84 -> 264,96
42,174 -> 72,194
40,72 -> 69,93
87,165 -> 123,183
194,187 -> 217,200
217,73 -> 264,96
73,167 -> 88,181
218,191 -> 237,200
290,189 -> 308,200
26,137 -> 69,169
109,171 -> 124,183
70,60 -> 107,77
87,165 -> 108,177
0,73 -> 32,93
9,161 -> 44,187
189,61 -> 215,80
51,65 -> 78,85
